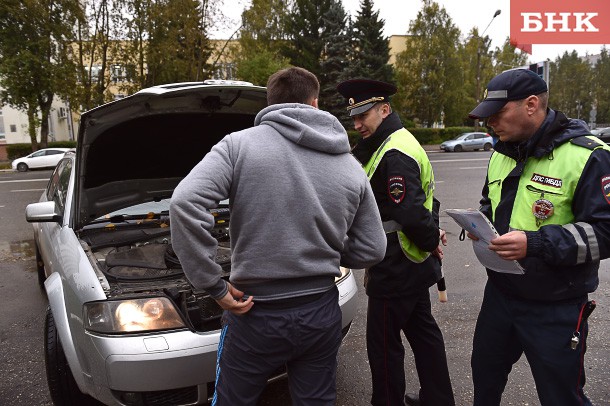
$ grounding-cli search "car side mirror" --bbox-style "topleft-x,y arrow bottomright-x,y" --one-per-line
25,201 -> 62,224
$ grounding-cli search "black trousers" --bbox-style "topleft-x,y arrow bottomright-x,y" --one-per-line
472,282 -> 592,406
212,287 -> 342,406
367,289 -> 455,406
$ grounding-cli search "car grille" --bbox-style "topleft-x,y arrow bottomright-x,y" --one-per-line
113,386 -> 198,406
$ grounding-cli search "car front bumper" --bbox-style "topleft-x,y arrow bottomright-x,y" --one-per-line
80,270 -> 358,406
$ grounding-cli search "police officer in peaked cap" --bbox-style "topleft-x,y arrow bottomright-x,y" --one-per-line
337,78 -> 455,406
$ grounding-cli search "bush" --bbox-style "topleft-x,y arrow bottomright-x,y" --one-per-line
7,141 -> 77,160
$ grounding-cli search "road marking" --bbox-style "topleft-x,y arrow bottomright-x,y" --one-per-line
11,189 -> 45,192
0,179 -> 49,184
430,158 -> 490,163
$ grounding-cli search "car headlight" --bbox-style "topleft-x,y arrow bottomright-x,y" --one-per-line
84,297 -> 186,334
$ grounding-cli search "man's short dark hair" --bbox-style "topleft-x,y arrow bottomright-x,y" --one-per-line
266,67 -> 320,105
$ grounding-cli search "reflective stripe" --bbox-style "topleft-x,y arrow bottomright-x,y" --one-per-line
563,224 -> 587,264
212,324 -> 229,406
486,90 -> 508,99
382,220 -> 401,233
576,222 -> 600,262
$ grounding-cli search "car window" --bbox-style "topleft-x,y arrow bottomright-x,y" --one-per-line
475,133 -> 486,139
31,150 -> 46,158
465,134 -> 474,140
46,159 -> 72,214
46,150 -> 64,156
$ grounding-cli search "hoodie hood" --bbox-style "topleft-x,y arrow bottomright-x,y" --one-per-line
255,103 -> 350,154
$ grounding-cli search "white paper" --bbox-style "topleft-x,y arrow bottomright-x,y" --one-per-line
445,209 -> 524,275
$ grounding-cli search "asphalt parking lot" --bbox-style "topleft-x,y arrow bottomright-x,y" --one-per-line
0,151 -> 609,405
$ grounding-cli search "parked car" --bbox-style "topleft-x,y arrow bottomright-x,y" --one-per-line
440,132 -> 493,152
591,127 -> 610,143
26,80 -> 359,406
11,147 -> 70,171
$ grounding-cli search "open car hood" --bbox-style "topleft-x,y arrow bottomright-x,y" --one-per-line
74,81 -> 267,230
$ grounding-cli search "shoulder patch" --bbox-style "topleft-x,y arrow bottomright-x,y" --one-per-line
571,136 -> 603,150
388,176 -> 406,204
602,175 -> 610,205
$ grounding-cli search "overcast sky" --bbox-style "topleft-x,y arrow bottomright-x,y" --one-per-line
214,0 -> 607,64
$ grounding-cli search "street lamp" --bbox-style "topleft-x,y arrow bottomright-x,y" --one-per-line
475,9 -> 501,128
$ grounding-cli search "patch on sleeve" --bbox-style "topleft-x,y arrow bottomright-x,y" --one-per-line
602,175 -> 610,204
388,176 -> 406,204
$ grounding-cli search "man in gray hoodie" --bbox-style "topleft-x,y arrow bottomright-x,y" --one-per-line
170,67 -> 386,405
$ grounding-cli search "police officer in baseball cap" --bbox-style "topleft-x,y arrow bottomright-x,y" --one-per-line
467,68 -> 610,406
338,78 -> 455,406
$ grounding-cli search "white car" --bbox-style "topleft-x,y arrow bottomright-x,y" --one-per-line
11,147 -> 70,172
25,80 -> 358,406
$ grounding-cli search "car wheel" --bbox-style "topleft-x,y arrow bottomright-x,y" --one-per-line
484,143 -> 492,151
45,307 -> 100,406
35,243 -> 46,291
17,163 -> 28,172
454,145 -> 463,152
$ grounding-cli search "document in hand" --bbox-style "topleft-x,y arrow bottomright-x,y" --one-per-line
445,209 -> 524,275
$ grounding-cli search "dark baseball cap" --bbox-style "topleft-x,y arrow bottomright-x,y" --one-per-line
469,69 -> 548,119
336,79 -> 397,116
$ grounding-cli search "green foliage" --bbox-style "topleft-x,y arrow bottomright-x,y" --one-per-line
319,0 -> 352,126
393,0 -> 463,127
0,0 -> 82,147
235,0 -> 291,85
283,0 -> 331,76
549,51 -> 593,121
145,0 -> 212,85
7,141 -> 77,160
593,47 -> 610,124
350,0 -> 393,82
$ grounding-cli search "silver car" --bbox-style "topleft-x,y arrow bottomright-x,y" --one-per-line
26,81 -> 359,406
439,132 -> 494,152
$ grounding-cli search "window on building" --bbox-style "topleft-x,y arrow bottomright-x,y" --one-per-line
85,65 -> 103,83
10,124 -> 17,132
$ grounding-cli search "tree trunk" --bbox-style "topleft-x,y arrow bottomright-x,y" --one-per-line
27,107 -> 39,152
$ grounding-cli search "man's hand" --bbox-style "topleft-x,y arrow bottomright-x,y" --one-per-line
215,283 -> 254,315
488,231 -> 527,260
432,229 -> 448,260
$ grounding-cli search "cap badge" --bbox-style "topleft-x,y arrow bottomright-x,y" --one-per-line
532,198 -> 554,220
348,98 -> 354,105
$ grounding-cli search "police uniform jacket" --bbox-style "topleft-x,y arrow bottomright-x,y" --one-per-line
352,112 -> 441,298
480,109 -> 610,302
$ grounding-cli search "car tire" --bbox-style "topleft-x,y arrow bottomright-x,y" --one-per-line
45,307 -> 100,406
35,243 -> 46,291
17,163 -> 29,172
454,145 -> 463,152
484,143 -> 492,151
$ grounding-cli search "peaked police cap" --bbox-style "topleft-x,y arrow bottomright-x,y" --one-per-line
336,79 -> 397,116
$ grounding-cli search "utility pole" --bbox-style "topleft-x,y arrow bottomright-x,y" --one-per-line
475,9 -> 501,129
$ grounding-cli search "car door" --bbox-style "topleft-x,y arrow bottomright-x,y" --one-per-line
464,134 -> 476,151
27,150 -> 48,168
474,133 -> 487,149
37,158 -> 73,277
44,149 -> 66,168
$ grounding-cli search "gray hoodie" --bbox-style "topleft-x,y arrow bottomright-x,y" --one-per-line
170,103 -> 386,301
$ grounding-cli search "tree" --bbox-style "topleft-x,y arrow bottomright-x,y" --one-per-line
549,51 -> 593,121
0,0 -> 82,149
592,47 -> 610,124
146,0 -> 213,86
234,0 -> 290,85
283,0 -> 331,77
492,37 -> 528,76
319,0 -> 352,125
350,0 -> 392,82
393,0 -> 462,127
